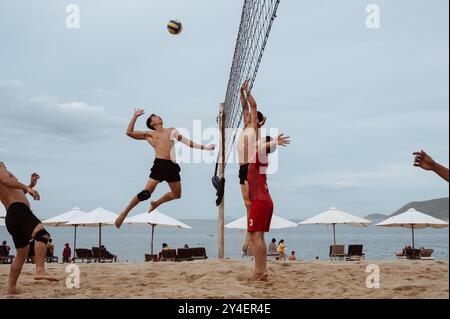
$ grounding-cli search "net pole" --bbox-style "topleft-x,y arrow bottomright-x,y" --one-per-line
218,103 -> 225,259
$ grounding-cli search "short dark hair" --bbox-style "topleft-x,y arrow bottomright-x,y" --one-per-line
146,114 -> 157,130
49,239 -> 52,243
162,243 -> 168,248
257,111 -> 265,124
2,241 -> 6,245
271,238 -> 276,243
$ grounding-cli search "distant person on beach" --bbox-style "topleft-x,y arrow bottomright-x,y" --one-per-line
62,243 -> 71,263
47,238 -> 54,257
115,109 -> 216,228
413,150 -> 449,182
289,251 -> 297,261
0,162 -> 58,296
277,240 -> 287,261
237,80 -> 267,255
162,243 -> 170,251
1,241 -> 11,257
268,238 -> 277,254
184,244 -> 189,249
243,82 -> 291,281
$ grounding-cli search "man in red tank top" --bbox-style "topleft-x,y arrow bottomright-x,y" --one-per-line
242,81 -> 291,281
247,136 -> 290,281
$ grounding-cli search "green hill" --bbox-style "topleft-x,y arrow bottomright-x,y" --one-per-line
391,198 -> 449,221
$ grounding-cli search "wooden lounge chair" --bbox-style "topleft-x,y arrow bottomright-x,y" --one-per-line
405,248 -> 421,260
145,254 -> 158,262
45,248 -> 58,263
419,248 -> 435,260
0,245 -> 14,264
346,245 -> 365,261
329,245 -> 346,261
177,248 -> 193,262
190,247 -> 208,260
92,247 -> 116,263
74,248 -> 93,263
160,249 -> 177,262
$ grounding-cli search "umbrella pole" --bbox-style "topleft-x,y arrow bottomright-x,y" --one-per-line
73,225 -> 78,258
411,226 -> 415,251
99,224 -> 102,247
151,224 -> 155,256
333,224 -> 336,246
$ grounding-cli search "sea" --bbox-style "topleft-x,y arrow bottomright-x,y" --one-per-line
1,219 -> 448,262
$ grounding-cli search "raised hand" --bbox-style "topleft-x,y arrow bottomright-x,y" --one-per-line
30,173 -> 40,188
413,150 -> 436,171
203,144 -> 216,151
275,134 -> 291,147
134,108 -> 145,118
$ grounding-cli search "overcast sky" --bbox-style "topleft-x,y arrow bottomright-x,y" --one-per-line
0,0 -> 448,220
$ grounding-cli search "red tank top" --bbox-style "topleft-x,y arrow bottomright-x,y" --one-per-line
248,152 -> 272,202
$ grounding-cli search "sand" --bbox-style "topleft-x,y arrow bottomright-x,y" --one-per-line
0,259 -> 448,299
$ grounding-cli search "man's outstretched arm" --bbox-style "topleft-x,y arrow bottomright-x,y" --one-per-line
0,170 -> 40,200
413,150 -> 449,182
174,130 -> 216,151
126,108 -> 151,140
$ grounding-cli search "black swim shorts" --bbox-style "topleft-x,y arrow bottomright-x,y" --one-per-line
149,159 -> 181,183
5,203 -> 43,249
239,163 -> 250,185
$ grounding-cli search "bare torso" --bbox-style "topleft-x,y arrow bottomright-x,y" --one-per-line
146,128 -> 177,161
0,171 -> 30,210
237,126 -> 257,165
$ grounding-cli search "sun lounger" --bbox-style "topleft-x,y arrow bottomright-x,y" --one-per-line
0,246 -> 14,264
74,248 -> 93,263
177,248 -> 193,262
92,247 -> 116,263
190,247 -> 208,260
419,248 -> 435,260
329,245 -> 346,261
45,248 -> 58,263
405,248 -> 421,260
145,254 -> 158,262
160,249 -> 177,262
346,244 -> 365,261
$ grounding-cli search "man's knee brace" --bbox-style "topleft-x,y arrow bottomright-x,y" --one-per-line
34,229 -> 50,244
137,190 -> 151,202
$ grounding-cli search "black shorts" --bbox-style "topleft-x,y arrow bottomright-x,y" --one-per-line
239,163 -> 250,185
5,203 -> 43,249
150,158 -> 181,183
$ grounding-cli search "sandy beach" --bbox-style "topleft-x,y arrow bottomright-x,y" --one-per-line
0,259 -> 448,299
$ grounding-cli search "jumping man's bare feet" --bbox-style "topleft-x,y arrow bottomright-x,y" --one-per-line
148,201 -> 159,213
115,212 -> 127,229
34,271 -> 59,282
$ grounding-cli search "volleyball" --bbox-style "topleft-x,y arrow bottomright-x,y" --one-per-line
167,20 -> 183,35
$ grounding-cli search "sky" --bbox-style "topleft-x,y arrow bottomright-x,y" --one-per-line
0,0 -> 448,220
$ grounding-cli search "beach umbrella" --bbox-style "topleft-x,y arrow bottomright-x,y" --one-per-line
66,207 -> 118,247
42,207 -> 87,257
0,204 -> 6,226
125,210 -> 191,255
299,207 -> 372,245
0,203 -> 6,218
376,208 -> 449,250
225,214 -> 298,230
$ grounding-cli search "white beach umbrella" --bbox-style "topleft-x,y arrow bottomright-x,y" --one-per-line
125,210 -> 191,255
225,215 -> 298,230
376,208 -> 449,250
299,207 -> 372,245
66,207 -> 118,247
0,203 -> 6,218
42,207 -> 87,256
0,204 -> 6,226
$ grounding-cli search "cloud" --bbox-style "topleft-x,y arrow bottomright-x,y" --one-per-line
0,81 -> 122,142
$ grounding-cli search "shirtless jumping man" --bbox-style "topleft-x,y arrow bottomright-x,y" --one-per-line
0,162 -> 58,296
115,109 -> 215,228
